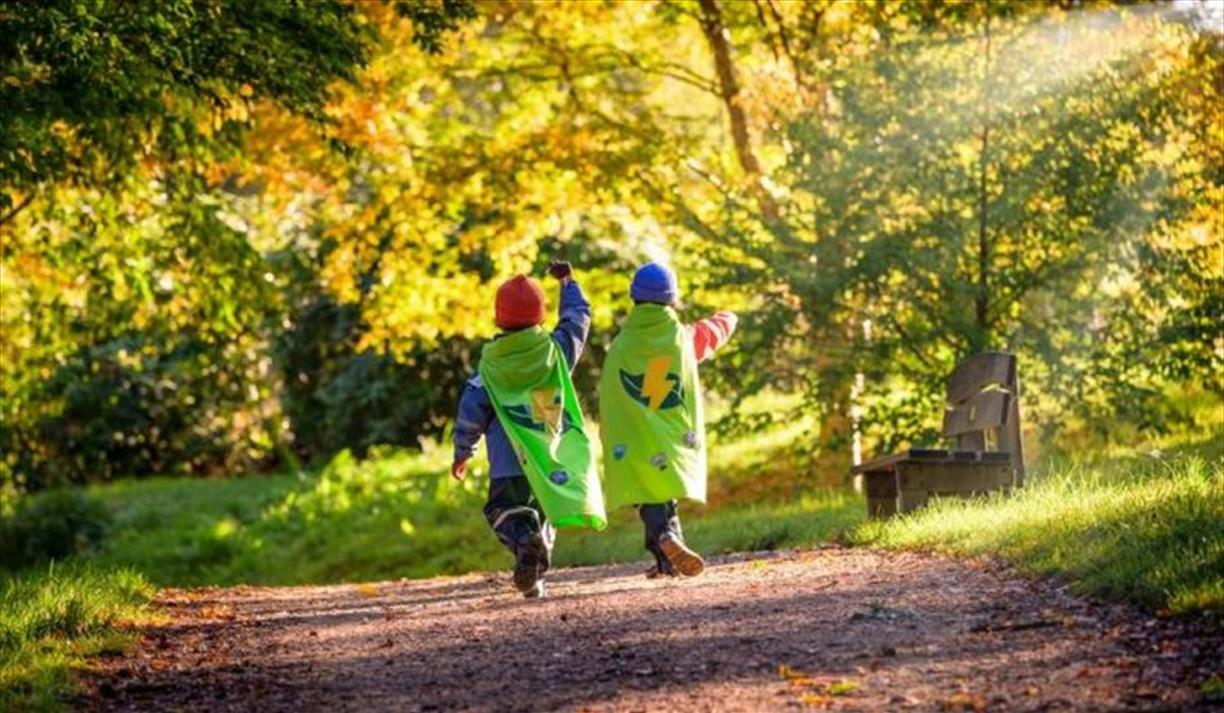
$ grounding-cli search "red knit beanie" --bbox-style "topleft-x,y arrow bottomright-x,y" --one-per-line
495,275 -> 546,330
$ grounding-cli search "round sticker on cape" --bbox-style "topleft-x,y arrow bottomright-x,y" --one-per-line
549,470 -> 569,485
650,453 -> 667,470
683,431 -> 698,448
613,444 -> 627,460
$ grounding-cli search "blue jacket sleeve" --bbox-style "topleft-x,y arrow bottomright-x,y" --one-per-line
552,280 -> 592,372
453,373 -> 494,462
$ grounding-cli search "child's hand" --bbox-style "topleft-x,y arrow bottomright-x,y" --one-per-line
547,260 -> 573,283
451,459 -> 468,481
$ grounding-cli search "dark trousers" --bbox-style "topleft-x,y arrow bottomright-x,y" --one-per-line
639,500 -> 683,569
483,476 -> 554,556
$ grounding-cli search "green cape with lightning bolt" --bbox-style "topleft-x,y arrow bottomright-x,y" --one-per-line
598,303 -> 706,510
479,327 -> 607,530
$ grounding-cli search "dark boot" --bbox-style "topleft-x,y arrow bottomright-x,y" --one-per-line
639,501 -> 703,577
485,476 -> 552,597
645,553 -> 678,579
513,529 -> 548,596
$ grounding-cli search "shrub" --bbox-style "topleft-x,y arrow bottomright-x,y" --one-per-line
0,491 -> 112,571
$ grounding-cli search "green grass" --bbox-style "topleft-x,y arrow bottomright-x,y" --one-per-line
70,392 -> 845,586
2,398 -> 1220,710
0,563 -> 153,712
852,435 -> 1224,615
89,447 -> 498,585
78,441 -> 861,586
86,473 -> 300,585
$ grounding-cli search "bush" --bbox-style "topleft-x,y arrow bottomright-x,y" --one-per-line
276,296 -> 474,463
0,491 -> 112,571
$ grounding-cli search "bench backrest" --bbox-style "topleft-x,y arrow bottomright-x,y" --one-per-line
942,351 -> 1025,482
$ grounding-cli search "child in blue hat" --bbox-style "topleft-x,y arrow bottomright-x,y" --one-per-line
599,261 -> 738,578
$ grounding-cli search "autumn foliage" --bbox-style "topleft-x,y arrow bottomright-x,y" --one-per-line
1,0 -> 1220,493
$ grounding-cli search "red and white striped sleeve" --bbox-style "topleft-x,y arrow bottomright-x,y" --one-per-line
689,312 -> 738,363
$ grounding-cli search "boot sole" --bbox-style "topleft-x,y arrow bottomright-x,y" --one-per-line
513,533 -> 547,593
659,535 -> 705,577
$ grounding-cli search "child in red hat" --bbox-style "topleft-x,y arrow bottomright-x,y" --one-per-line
451,261 -> 595,597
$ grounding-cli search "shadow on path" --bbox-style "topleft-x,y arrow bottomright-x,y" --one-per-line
89,547 -> 1220,712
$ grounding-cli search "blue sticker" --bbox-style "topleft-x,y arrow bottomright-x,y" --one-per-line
683,431 -> 698,448
549,470 -> 569,485
613,444 -> 627,461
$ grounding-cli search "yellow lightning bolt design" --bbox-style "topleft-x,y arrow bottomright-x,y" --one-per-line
530,387 -> 561,432
642,355 -> 672,410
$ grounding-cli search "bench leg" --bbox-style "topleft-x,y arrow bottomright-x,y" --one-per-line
897,488 -> 928,514
862,471 -> 898,519
868,495 -> 897,519
895,463 -> 930,514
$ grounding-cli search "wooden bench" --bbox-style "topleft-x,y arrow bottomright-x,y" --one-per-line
853,352 -> 1025,519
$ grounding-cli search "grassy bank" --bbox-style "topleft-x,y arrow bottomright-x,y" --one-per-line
63,393 -> 843,586
2,415 -> 1220,709
80,445 -> 860,586
65,428 -> 1224,617
852,434 -> 1224,615
0,564 -> 152,712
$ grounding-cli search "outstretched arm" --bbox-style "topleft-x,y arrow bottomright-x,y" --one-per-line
452,374 -> 494,480
548,261 -> 592,371
690,312 -> 738,363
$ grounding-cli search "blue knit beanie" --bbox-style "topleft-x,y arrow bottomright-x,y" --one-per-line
630,262 -> 679,304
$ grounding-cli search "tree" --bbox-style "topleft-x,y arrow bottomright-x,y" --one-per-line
0,0 -> 476,217
0,0 -> 370,216
691,1 -> 1223,451
2,0 -> 1218,494
0,0 -> 477,490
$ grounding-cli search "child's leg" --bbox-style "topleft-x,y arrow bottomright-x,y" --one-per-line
639,501 -> 678,575
484,476 -> 536,551
640,500 -> 704,577
484,476 -> 550,596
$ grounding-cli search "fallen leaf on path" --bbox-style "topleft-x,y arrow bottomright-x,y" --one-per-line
969,617 -> 1059,633
800,692 -> 833,708
942,692 -> 987,711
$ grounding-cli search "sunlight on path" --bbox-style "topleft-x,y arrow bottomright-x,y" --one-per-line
90,548 -> 1217,712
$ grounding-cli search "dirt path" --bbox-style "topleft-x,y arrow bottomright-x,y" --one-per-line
88,547 -> 1220,712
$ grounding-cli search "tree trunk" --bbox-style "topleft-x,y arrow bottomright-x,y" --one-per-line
696,0 -> 781,223
973,12 -> 993,353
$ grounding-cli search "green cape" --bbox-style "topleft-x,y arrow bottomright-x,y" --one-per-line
478,327 -> 606,530
598,304 -> 706,510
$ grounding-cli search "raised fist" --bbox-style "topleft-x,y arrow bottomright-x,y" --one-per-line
548,260 -> 573,282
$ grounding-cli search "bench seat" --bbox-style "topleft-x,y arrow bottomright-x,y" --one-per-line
852,449 -> 1011,475
852,352 -> 1025,519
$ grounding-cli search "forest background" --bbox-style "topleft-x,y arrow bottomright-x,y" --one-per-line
2,0 -> 1220,497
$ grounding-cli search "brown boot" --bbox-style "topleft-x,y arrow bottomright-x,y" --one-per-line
658,533 -> 705,577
